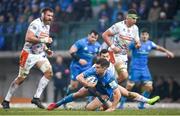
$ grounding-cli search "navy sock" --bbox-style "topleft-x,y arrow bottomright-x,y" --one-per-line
56,94 -> 74,107
119,96 -> 127,108
138,91 -> 150,108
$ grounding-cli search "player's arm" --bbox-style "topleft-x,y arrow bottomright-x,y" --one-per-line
156,45 -> 174,58
134,26 -> 141,49
25,30 -> 52,44
105,88 -> 121,112
105,79 -> 121,112
69,44 -> 87,65
76,73 -> 96,88
102,29 -> 121,53
134,39 -> 141,49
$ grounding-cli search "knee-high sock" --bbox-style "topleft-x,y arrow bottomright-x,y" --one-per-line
56,94 -> 74,107
119,96 -> 127,108
138,91 -> 150,108
5,82 -> 19,101
34,76 -> 49,98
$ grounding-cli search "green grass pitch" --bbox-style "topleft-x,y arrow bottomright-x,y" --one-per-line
0,108 -> 180,115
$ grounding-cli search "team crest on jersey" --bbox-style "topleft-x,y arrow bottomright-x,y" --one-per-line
84,47 -> 88,51
147,46 -> 151,50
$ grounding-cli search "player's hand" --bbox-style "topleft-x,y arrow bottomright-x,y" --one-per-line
135,42 -> 141,49
111,46 -> 121,53
166,51 -> 174,58
105,107 -> 116,112
46,49 -> 53,57
46,37 -> 53,44
86,82 -> 96,88
79,59 -> 87,65
39,37 -> 53,44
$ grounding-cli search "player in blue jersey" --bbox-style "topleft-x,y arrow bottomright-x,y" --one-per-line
67,30 -> 100,94
119,28 -> 174,109
47,58 -> 160,112
47,58 -> 121,111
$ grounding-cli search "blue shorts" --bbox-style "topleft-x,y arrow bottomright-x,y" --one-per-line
70,64 -> 88,81
129,67 -> 152,83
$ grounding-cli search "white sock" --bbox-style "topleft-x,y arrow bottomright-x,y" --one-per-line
134,96 -> 149,103
34,76 -> 49,98
5,82 -> 19,101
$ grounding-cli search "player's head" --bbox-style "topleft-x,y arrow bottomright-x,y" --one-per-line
126,9 -> 138,27
95,58 -> 109,75
100,49 -> 110,61
140,28 -> 149,42
88,30 -> 99,44
41,7 -> 54,25
56,54 -> 63,64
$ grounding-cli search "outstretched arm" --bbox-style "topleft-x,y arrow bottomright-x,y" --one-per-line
156,45 -> 174,58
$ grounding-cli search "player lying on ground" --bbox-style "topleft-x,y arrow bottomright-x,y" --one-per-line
47,58 -> 160,112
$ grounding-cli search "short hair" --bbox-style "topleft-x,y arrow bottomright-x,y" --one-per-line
100,49 -> 108,55
141,28 -> 149,33
41,7 -> 54,14
96,58 -> 110,68
89,30 -> 99,36
128,9 -> 137,15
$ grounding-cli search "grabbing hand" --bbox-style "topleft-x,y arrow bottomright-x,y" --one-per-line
46,49 -> 53,57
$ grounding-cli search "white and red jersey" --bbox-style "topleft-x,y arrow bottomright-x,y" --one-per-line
23,18 -> 50,54
108,20 -> 140,62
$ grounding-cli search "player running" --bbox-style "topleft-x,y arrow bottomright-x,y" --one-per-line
1,7 -> 54,109
102,9 -> 141,84
119,28 -> 174,109
67,30 -> 100,94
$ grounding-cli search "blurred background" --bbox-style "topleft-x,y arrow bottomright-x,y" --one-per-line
0,0 -> 180,104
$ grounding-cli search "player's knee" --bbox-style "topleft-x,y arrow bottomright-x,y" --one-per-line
127,92 -> 137,99
15,76 -> 25,85
40,62 -> 52,76
126,81 -> 134,90
71,83 -> 78,89
145,85 -> 153,92
44,69 -> 53,79
143,82 -> 153,92
85,105 -> 94,111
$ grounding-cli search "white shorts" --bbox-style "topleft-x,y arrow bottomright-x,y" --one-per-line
109,51 -> 128,69
18,50 -> 50,76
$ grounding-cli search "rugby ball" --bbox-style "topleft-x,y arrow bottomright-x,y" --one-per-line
86,76 -> 98,84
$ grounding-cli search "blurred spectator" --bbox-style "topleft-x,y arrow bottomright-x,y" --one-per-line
58,0 -> 72,12
81,0 -> 93,21
160,2 -> 173,19
98,2 -> 112,24
138,0 -> 149,20
153,76 -> 169,100
72,0 -> 84,21
111,1 -> 126,24
166,77 -> 180,102
97,12 -> 109,35
153,76 -> 180,102
52,55 -> 70,102
148,0 -> 161,22
15,15 -> 27,50
0,15 -> 5,50
115,11 -> 124,22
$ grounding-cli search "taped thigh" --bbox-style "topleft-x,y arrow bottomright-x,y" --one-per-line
18,67 -> 29,78
39,60 -> 52,73
115,62 -> 127,73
